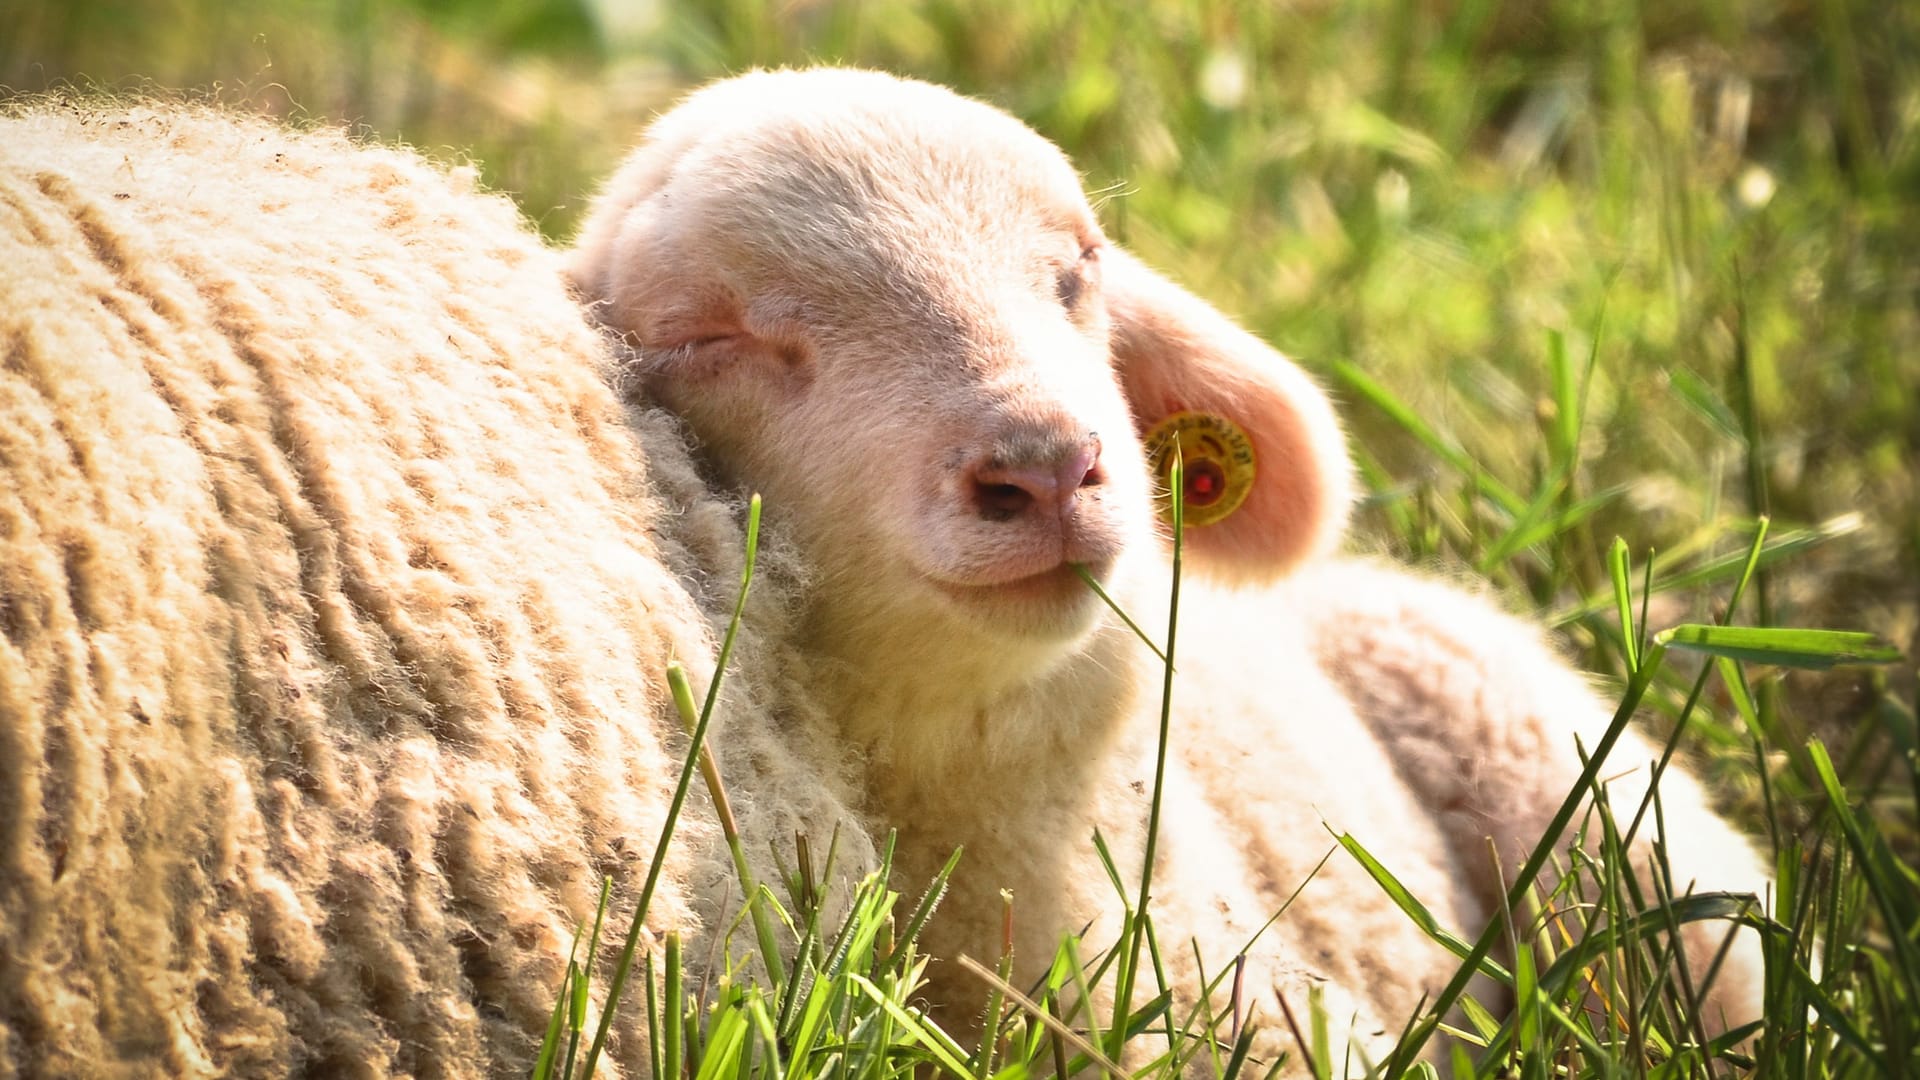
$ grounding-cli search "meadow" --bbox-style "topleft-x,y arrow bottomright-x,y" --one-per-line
6,0 -> 1916,1075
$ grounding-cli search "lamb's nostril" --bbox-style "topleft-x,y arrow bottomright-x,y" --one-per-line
976,481 -> 1035,520
969,463 -> 1057,522
1076,437 -> 1105,489
968,434 -> 1104,522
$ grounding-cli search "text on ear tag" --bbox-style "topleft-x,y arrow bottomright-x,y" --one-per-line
1143,411 -> 1256,527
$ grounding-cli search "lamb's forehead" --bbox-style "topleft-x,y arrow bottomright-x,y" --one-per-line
657,69 -> 1097,247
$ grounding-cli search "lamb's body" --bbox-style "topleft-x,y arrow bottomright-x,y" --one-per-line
869,581 -> 1492,1047
571,68 -> 1771,1067
0,101 -> 872,1077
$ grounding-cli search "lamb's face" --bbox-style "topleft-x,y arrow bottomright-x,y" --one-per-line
669,158 -> 1157,645
574,72 -> 1160,654
572,69 -> 1355,676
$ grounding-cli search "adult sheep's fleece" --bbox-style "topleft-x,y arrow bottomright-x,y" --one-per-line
0,101 -> 869,1077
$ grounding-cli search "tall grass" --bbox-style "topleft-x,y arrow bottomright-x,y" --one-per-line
534,475 -> 1910,1078
533,441 -> 1910,1080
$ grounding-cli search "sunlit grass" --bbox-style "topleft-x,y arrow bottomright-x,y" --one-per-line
534,480 -> 1911,1079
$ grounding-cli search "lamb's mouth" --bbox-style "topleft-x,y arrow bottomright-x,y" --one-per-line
927,560 -> 1111,609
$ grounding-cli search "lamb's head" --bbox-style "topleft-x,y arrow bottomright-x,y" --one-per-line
571,69 -> 1351,680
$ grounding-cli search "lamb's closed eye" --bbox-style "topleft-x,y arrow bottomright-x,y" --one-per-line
1054,243 -> 1100,311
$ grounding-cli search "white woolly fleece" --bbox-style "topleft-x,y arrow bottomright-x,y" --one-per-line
0,100 -> 872,1078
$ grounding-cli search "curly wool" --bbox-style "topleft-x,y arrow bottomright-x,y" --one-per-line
0,100 -> 869,1078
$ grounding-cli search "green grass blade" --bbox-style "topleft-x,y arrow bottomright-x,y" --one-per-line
1545,329 -> 1579,469
1720,515 -> 1771,632
1332,359 -> 1524,516
1669,365 -> 1742,441
1608,537 -> 1639,672
1074,562 -> 1170,666
1654,625 -> 1904,669
1456,995 -> 1501,1044
1091,829 -> 1130,904
1551,516 -> 1861,625
746,993 -> 782,1080
1221,1020 -> 1258,1080
562,876 -> 612,1080
887,846 -> 963,976
1476,484 -> 1625,573
1512,940 -> 1539,1054
958,955 -> 1129,1080
643,951 -> 661,1080
535,885 -> 596,1080
1716,658 -> 1763,740
783,963 -> 835,1072
1381,643 -> 1671,1077
1333,831 -> 1513,984
1806,740 -> 1920,1002
580,496 -> 764,1080
691,1000 -> 748,1080
666,661 -> 788,997
848,973 -> 976,1077
1113,442 -> 1186,1052
532,958 -> 572,1080
1782,948 -> 1887,1069
663,933 -> 683,1080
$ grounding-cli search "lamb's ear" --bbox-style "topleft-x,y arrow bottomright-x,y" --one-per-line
571,214 -> 749,353
568,71 -> 759,311
566,76 -> 784,371
1103,246 -> 1353,581
567,133 -> 731,347
566,140 -> 779,387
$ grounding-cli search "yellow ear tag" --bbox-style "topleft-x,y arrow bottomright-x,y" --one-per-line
1143,411 -> 1256,527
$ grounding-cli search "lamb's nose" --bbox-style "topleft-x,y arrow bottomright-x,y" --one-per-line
968,436 -> 1105,522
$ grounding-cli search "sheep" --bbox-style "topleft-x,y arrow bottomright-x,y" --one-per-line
0,99 -> 876,1078
568,67 -> 1775,1068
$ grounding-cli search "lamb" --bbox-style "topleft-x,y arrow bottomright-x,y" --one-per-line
0,100 -> 875,1078
568,68 -> 1775,1067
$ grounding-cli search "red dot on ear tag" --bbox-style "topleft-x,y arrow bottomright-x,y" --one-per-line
1142,411 -> 1256,527
1185,459 -> 1227,506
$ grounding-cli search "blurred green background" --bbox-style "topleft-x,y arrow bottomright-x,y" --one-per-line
6,0 -> 1915,773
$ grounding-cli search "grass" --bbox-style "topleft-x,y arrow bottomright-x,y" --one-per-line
6,0 -> 1915,1074
534,467 -> 1911,1079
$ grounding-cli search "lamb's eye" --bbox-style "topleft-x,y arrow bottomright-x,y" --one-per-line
1056,245 -> 1100,310
1055,268 -> 1083,309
